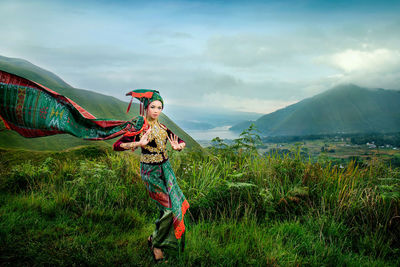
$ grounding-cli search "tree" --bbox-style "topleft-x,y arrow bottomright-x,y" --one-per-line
232,123 -> 263,154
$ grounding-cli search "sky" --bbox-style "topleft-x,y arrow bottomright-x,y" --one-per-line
1,0 -> 400,119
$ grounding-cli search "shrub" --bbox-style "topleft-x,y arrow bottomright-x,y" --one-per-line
5,157 -> 54,192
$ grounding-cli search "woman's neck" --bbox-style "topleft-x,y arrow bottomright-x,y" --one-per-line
147,117 -> 158,125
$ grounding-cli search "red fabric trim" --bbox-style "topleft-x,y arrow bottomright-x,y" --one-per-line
63,97 -> 96,119
149,191 -> 172,208
5,120 -> 64,138
126,91 -> 154,98
31,81 -> 61,96
0,70 -> 98,120
123,117 -> 148,137
0,70 -> 37,88
173,199 -> 190,239
91,120 -> 127,127
0,115 -> 11,130
0,70 -> 136,140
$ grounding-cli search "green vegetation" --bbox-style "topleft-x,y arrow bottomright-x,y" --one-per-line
258,132 -> 400,168
350,132 -> 400,147
231,84 -> 400,136
1,127 -> 399,266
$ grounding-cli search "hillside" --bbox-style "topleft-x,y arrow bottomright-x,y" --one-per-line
0,55 -> 201,150
231,84 -> 400,136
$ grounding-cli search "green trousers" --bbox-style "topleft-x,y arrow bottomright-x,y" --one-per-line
152,209 -> 178,249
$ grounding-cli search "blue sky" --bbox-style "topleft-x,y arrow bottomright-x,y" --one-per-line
1,0 -> 400,119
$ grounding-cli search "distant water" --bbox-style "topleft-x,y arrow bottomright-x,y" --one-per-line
185,125 -> 240,141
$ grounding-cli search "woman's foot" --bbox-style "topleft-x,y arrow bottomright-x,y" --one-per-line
152,247 -> 166,263
148,236 -> 166,263
153,247 -> 163,259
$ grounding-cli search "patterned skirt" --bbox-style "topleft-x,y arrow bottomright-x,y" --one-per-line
140,160 -> 189,249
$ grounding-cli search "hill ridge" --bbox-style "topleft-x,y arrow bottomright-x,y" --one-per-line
0,55 -> 72,89
231,84 -> 400,136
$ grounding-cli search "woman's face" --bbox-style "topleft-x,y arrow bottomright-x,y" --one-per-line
146,100 -> 163,120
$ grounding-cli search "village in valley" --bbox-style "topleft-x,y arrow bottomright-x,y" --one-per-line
257,134 -> 400,167
200,132 -> 400,167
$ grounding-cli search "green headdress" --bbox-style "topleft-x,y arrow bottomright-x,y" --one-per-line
126,89 -> 163,116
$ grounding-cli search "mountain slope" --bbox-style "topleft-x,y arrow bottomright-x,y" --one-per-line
0,55 -> 201,150
231,84 -> 400,136
0,55 -> 72,89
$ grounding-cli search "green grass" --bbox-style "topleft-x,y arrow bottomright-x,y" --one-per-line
1,142 -> 399,266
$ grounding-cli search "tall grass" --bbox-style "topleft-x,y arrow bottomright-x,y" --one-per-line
1,129 -> 399,266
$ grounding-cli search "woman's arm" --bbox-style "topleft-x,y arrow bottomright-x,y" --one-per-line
113,135 -> 136,151
113,128 -> 151,151
119,141 -> 142,150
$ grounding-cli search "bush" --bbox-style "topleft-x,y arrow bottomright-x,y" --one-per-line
5,157 -> 54,192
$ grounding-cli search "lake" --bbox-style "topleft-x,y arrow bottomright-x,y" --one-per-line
185,125 -> 240,142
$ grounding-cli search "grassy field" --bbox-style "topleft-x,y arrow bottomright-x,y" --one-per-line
1,136 -> 399,266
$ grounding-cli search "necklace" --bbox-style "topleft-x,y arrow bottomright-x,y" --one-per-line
144,119 -> 167,151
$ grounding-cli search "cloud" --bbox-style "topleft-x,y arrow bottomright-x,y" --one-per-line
201,92 -> 297,113
203,27 -> 362,69
316,48 -> 400,89
205,35 -> 280,67
1,0 -> 400,121
320,48 -> 400,73
204,33 -> 329,69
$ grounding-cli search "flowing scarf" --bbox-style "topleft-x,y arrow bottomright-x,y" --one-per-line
0,70 -> 145,140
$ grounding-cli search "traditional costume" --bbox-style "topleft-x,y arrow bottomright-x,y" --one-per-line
0,70 -> 189,254
113,90 -> 189,251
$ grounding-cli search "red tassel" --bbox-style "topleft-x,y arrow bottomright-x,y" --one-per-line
126,96 -> 134,113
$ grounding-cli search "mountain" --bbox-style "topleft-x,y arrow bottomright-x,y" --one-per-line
230,84 -> 400,136
164,104 -> 262,130
0,55 -> 201,150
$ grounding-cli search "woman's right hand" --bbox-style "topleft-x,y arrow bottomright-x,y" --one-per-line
138,127 -> 151,147
119,127 -> 151,150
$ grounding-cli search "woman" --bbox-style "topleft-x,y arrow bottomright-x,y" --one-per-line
113,90 -> 189,262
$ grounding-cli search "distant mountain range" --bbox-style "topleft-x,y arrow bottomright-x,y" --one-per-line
0,55 -> 201,150
167,107 -> 262,131
231,84 -> 400,136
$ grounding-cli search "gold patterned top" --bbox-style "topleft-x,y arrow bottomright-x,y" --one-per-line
138,120 -> 169,164
113,119 -> 184,164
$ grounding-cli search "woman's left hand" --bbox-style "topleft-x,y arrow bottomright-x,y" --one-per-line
168,134 -> 185,151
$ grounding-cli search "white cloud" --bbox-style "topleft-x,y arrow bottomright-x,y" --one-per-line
320,48 -> 400,73
315,48 -> 400,89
